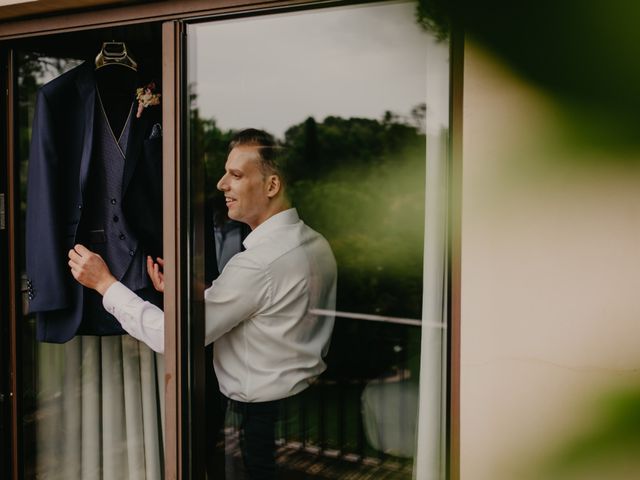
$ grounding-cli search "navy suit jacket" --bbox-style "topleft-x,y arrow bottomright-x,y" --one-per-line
26,62 -> 163,343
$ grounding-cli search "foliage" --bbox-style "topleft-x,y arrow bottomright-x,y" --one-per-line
538,387 -> 640,479
191,107 -> 427,381
416,0 -> 640,152
415,0 -> 450,41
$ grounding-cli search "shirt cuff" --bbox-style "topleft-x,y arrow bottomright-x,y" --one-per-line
103,281 -> 136,312
102,281 -> 165,353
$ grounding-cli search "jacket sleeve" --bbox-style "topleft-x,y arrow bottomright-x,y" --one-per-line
25,89 -> 69,313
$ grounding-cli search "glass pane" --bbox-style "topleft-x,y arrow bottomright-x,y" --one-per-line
188,2 -> 449,478
16,30 -> 165,479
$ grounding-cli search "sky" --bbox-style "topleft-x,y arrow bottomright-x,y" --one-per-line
189,1 -> 449,139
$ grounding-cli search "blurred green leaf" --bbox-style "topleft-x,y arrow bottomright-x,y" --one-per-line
418,0 -> 640,151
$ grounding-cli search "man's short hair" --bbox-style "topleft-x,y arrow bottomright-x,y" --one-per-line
229,128 -> 283,180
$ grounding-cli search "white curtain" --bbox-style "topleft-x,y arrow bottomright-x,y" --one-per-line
35,335 -> 164,480
414,32 -> 451,480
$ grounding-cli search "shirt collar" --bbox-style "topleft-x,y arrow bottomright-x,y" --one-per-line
243,208 -> 300,250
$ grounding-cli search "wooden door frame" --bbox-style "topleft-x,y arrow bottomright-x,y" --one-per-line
2,46 -> 20,480
0,0 -> 325,40
162,19 -> 189,480
448,25 -> 464,480
0,46 -> 17,480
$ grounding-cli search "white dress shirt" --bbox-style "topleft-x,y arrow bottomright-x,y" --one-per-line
103,208 -> 337,402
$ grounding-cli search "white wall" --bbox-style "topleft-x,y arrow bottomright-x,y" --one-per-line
460,41 -> 640,480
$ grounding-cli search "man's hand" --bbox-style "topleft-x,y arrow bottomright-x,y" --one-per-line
68,244 -> 117,296
147,256 -> 165,293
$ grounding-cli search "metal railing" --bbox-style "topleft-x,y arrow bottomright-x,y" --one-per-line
275,311 -> 422,477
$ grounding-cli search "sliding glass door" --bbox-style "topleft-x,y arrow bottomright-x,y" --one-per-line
0,2 -> 452,478
10,26 -> 166,480
186,2 -> 450,477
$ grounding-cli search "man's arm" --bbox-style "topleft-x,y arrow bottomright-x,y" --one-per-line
102,282 -> 165,353
68,244 -> 165,353
69,244 -> 268,350
203,254 -> 268,344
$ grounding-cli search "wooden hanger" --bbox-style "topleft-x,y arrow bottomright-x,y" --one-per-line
95,41 -> 138,71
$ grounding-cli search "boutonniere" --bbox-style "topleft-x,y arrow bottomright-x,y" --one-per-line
136,82 -> 161,118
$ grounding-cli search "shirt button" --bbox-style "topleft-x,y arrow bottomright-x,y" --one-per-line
129,250 -> 135,256
119,234 -> 126,240
113,215 -> 119,222
111,198 -> 117,205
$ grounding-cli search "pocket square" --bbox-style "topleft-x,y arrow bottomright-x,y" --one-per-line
149,123 -> 162,139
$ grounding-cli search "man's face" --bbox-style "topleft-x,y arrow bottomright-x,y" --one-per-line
217,146 -> 271,230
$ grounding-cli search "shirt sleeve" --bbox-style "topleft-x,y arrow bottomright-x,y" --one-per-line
204,254 -> 269,344
103,281 -> 165,353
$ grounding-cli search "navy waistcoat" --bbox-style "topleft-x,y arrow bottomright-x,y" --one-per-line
76,92 -> 151,335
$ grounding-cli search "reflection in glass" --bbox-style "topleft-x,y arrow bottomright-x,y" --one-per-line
189,2 -> 449,478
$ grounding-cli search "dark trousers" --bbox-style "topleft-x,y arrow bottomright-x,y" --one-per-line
225,397 -> 281,480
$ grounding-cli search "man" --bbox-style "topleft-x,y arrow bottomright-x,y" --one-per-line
68,128 -> 337,479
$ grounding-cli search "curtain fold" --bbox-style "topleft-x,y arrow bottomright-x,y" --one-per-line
35,335 -> 164,479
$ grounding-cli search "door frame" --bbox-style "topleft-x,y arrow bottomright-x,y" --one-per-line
1,46 -> 21,480
0,46 -> 17,480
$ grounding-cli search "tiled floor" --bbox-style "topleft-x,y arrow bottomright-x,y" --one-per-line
275,445 -> 413,479
220,435 -> 413,480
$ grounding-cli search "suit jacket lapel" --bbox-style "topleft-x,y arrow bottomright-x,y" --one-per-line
122,108 -> 151,194
75,63 -> 96,196
74,63 -> 150,197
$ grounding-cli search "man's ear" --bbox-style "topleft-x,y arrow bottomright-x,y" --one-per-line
266,174 -> 281,198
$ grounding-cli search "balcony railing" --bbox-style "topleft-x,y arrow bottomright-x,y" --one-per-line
271,310 -> 425,479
